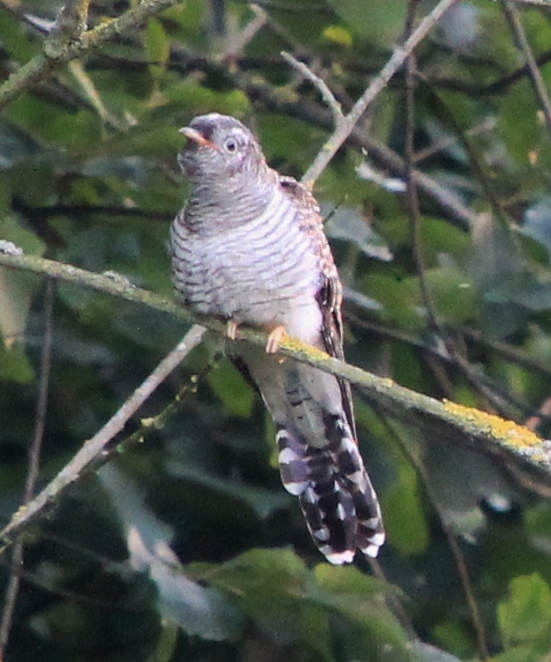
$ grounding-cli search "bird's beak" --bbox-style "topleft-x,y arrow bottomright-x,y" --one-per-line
179,127 -> 218,150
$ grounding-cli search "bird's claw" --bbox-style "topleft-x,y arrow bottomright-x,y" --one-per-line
266,325 -> 286,354
226,320 -> 239,340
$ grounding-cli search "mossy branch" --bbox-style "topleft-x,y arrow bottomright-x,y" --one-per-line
0,250 -> 550,538
0,0 -> 180,110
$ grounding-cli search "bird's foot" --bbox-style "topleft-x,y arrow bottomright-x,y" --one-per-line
266,325 -> 287,354
226,320 -> 239,340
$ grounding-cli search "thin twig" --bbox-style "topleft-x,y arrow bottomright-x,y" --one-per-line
226,5 -> 268,57
375,410 -> 490,661
495,0 -> 551,6
503,1 -> 551,141
232,0 -> 331,10
525,395 -> 551,432
0,325 -> 205,551
455,325 -> 551,381
0,0 -> 181,110
0,280 -> 54,658
301,0 -> 460,187
351,313 -> 537,421
403,3 -> 439,334
163,45 -> 476,228
281,52 -> 344,125
0,252 -> 550,556
414,117 -> 497,164
0,352 -> 219,612
53,0 -> 90,42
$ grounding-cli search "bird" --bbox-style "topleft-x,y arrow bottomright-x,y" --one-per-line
170,112 -> 384,564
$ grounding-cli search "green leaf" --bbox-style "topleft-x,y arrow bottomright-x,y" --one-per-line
521,195 -> 551,261
100,464 -> 243,642
424,265 -> 476,325
322,25 -> 353,47
193,549 -> 408,661
325,206 -> 393,261
168,462 -> 290,520
312,563 -> 391,606
432,622 -> 473,661
0,339 -> 34,383
498,574 -> 551,647
383,464 -> 428,555
0,215 -> 44,354
0,9 -> 39,62
196,549 -> 333,660
144,19 -> 170,82
498,80 -> 541,166
327,0 -> 407,44
313,565 -> 411,661
208,361 -> 255,418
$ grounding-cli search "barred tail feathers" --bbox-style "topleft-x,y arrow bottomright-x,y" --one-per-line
276,421 -> 384,564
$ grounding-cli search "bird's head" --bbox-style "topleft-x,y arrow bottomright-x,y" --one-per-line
178,113 -> 268,185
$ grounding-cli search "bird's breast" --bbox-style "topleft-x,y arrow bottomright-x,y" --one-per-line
171,191 -> 323,343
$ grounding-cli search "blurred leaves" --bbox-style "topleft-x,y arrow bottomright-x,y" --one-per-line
100,465 -> 243,642
2,0 -> 551,660
189,549 -> 410,661
325,205 -> 393,261
496,574 -> 551,660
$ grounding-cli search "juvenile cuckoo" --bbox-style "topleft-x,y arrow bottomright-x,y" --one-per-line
171,113 -> 384,564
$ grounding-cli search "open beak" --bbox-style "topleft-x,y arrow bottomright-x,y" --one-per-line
179,127 -> 218,150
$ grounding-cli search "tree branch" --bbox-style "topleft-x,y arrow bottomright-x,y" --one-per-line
0,0 -> 180,110
495,0 -> 551,6
0,250 -> 550,555
301,0 -> 460,187
0,280 -> 54,656
0,324 -> 206,552
503,0 -> 551,141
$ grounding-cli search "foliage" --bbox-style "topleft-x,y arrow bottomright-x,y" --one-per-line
1,0 -> 551,660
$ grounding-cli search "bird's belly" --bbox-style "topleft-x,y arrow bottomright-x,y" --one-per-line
179,232 -> 322,343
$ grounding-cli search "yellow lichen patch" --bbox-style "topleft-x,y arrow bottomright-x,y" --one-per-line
443,400 -> 541,448
280,336 -> 329,361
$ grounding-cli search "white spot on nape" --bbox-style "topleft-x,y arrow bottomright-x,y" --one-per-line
336,503 -> 347,520
275,429 -> 287,442
278,447 -> 299,465
283,480 -> 308,496
321,547 -> 355,565
203,112 -> 224,122
365,517 -> 381,529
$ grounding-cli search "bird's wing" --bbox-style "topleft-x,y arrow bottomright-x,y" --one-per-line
278,175 -> 356,438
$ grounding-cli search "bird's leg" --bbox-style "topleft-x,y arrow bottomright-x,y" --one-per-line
265,325 -> 287,354
226,320 -> 239,340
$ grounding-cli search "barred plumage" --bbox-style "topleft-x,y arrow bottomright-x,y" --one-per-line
171,113 -> 384,563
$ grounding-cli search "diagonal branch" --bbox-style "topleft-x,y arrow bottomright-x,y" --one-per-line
301,0 -> 460,187
503,0 -> 551,141
0,0 -> 180,110
0,250 -> 550,546
0,324 -> 206,552
0,281 -> 55,656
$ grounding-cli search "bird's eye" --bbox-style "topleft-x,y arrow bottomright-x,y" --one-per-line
223,138 -> 238,154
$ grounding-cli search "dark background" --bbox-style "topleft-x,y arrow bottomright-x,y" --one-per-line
1,0 -> 551,660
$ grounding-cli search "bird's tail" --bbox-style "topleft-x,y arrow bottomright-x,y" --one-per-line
276,418 -> 385,564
